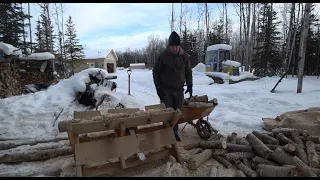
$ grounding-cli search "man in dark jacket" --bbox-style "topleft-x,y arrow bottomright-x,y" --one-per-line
152,31 -> 193,142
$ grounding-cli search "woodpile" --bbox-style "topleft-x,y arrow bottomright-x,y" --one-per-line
183,95 -> 218,108
183,128 -> 320,177
0,57 -> 21,98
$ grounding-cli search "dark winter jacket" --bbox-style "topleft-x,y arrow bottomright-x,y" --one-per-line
152,46 -> 193,90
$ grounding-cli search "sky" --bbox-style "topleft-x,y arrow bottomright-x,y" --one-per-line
23,3 -> 240,58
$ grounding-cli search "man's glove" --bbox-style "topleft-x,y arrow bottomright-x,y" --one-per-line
185,85 -> 192,99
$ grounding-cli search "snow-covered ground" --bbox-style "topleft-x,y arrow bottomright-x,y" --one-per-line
0,66 -> 319,140
0,66 -> 320,176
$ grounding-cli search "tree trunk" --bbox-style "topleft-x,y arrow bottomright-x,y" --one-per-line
223,152 -> 255,163
306,141 -> 319,168
252,156 -> 278,166
184,148 -> 202,162
227,132 -> 237,144
212,154 -> 232,168
226,143 -> 253,153
297,3 -> 312,93
265,144 -> 281,150
28,3 -> 33,53
246,133 -> 273,158
209,166 -> 218,177
236,170 -> 247,177
252,130 -> 280,145
199,139 -> 227,149
283,143 -> 297,153
295,144 -> 309,164
269,147 -> 294,165
236,137 -> 249,145
235,160 -> 257,177
188,149 -> 212,170
256,164 -> 300,177
276,133 -> 296,145
290,130 -> 305,148
292,156 -> 318,177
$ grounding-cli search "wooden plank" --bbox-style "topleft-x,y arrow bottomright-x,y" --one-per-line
108,108 -> 140,114
82,148 -> 171,177
163,121 -> 183,164
74,128 -> 176,166
74,111 -> 101,120
118,122 -> 127,169
170,109 -> 182,127
72,111 -> 174,135
68,131 -> 75,153
74,134 -> 83,177
145,103 -> 166,111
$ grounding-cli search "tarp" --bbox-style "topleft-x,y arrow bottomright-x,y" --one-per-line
263,107 -> 320,136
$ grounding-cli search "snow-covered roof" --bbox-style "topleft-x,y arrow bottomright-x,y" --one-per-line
106,49 -> 118,61
130,63 -> 145,67
206,44 -> 232,52
20,52 -> 55,61
222,60 -> 241,68
0,42 -> 22,57
205,72 -> 230,80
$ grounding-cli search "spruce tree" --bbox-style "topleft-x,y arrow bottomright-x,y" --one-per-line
253,3 -> 282,77
64,15 -> 85,74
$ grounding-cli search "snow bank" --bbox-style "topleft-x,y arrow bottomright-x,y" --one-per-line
230,72 -> 258,82
130,63 -> 145,67
222,60 -> 241,68
206,44 -> 232,52
192,63 -> 206,73
20,52 -> 55,61
205,72 -> 230,80
0,42 -> 22,57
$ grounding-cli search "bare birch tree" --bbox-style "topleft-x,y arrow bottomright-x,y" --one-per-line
297,3 -> 312,93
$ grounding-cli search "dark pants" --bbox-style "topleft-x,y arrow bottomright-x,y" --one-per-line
160,87 -> 184,135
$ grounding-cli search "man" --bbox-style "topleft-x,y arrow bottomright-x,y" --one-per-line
152,31 -> 193,142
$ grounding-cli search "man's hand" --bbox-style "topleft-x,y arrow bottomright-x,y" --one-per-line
185,85 -> 192,99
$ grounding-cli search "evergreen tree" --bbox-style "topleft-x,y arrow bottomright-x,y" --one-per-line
0,3 -> 31,54
64,16 -> 85,74
253,3 -> 282,77
180,29 -> 198,67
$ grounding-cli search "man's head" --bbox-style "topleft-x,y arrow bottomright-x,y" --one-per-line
168,31 -> 180,54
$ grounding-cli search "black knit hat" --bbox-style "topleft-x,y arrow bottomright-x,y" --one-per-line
168,31 -> 180,46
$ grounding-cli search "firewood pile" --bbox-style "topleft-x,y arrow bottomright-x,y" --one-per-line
183,128 -> 320,177
183,95 -> 218,108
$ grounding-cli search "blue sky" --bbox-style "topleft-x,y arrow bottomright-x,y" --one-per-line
25,3 -> 239,58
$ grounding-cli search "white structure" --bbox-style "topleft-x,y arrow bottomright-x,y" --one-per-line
129,63 -> 146,69
104,49 -> 118,73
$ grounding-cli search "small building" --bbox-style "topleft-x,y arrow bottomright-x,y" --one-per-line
129,63 -> 146,70
73,49 -> 118,73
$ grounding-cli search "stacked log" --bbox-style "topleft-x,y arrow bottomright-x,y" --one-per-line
183,127 -> 320,177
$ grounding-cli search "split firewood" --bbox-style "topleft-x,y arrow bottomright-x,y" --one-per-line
188,149 -> 212,170
292,156 -> 318,177
212,149 -> 228,156
188,95 -> 209,102
311,168 -> 320,176
300,136 -> 320,144
236,137 -> 249,145
235,160 -> 257,177
295,144 -> 308,165
236,170 -> 247,177
306,141 -> 319,168
226,143 -> 253,153
276,133 -> 296,145
265,144 -> 281,150
223,152 -> 255,163
252,130 -> 280,145
252,156 -> 278,166
290,130 -> 305,148
242,158 -> 251,169
209,166 -> 218,177
227,132 -> 237,144
187,102 -> 215,108
0,147 -> 72,163
246,133 -> 273,158
256,164 -> 299,177
212,154 -> 232,168
269,147 -> 294,165
184,148 -> 203,162
183,142 -> 200,150
199,139 -> 227,149
283,143 -> 296,153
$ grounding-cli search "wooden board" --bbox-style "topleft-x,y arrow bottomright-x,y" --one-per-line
145,103 -> 166,111
74,111 -> 101,120
74,128 -> 176,166
72,111 -> 174,135
82,148 -> 171,177
107,108 -> 140,114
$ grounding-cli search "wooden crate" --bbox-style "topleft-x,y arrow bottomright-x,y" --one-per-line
58,105 -> 183,177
